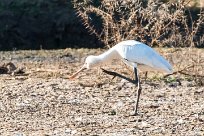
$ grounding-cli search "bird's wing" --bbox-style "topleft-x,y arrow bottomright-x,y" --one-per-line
116,42 -> 173,73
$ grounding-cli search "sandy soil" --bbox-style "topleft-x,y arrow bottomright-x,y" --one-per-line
0,48 -> 203,136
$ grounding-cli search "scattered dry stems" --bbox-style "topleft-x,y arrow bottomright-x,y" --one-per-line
72,0 -> 204,48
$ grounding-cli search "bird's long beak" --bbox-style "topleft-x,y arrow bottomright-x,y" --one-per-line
69,65 -> 86,79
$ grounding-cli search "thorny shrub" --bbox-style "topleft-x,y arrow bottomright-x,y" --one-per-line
72,0 -> 204,85
72,0 -> 204,48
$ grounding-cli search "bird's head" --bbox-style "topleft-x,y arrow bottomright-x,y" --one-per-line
69,55 -> 100,79
84,55 -> 101,69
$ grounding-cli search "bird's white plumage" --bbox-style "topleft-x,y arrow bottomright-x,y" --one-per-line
69,40 -> 173,79
69,40 -> 173,115
114,40 -> 173,73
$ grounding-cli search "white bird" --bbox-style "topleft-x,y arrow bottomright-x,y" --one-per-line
69,40 -> 173,115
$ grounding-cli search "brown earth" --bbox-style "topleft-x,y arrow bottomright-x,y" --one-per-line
0,48 -> 204,135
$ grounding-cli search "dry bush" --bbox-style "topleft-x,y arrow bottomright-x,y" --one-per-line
72,0 -> 204,48
72,0 -> 204,83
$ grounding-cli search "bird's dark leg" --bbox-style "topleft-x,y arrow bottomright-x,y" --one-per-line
132,67 -> 142,116
101,68 -> 142,116
101,68 -> 135,84
144,72 -> 148,82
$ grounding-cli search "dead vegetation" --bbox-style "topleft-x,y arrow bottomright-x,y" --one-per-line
72,0 -> 204,48
72,0 -> 204,84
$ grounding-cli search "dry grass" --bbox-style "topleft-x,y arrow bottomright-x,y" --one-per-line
72,0 -> 204,48
71,0 -> 204,82
0,48 -> 203,85
158,48 -> 204,85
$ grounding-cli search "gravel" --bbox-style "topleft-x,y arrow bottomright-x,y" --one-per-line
0,49 -> 203,135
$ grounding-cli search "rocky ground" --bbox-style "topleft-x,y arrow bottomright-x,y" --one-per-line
0,48 -> 203,136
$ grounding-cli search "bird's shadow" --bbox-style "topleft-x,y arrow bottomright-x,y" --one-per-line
101,68 -> 136,84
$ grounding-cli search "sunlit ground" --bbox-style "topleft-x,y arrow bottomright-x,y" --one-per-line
0,48 -> 203,135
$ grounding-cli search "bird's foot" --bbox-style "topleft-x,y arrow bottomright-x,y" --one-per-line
130,110 -> 139,116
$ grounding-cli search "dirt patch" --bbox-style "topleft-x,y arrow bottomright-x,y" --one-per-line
0,49 -> 204,135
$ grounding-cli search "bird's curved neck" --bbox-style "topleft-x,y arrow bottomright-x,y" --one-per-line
97,47 -> 118,63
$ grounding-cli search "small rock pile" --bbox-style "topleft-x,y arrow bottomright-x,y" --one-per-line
0,62 -> 25,75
